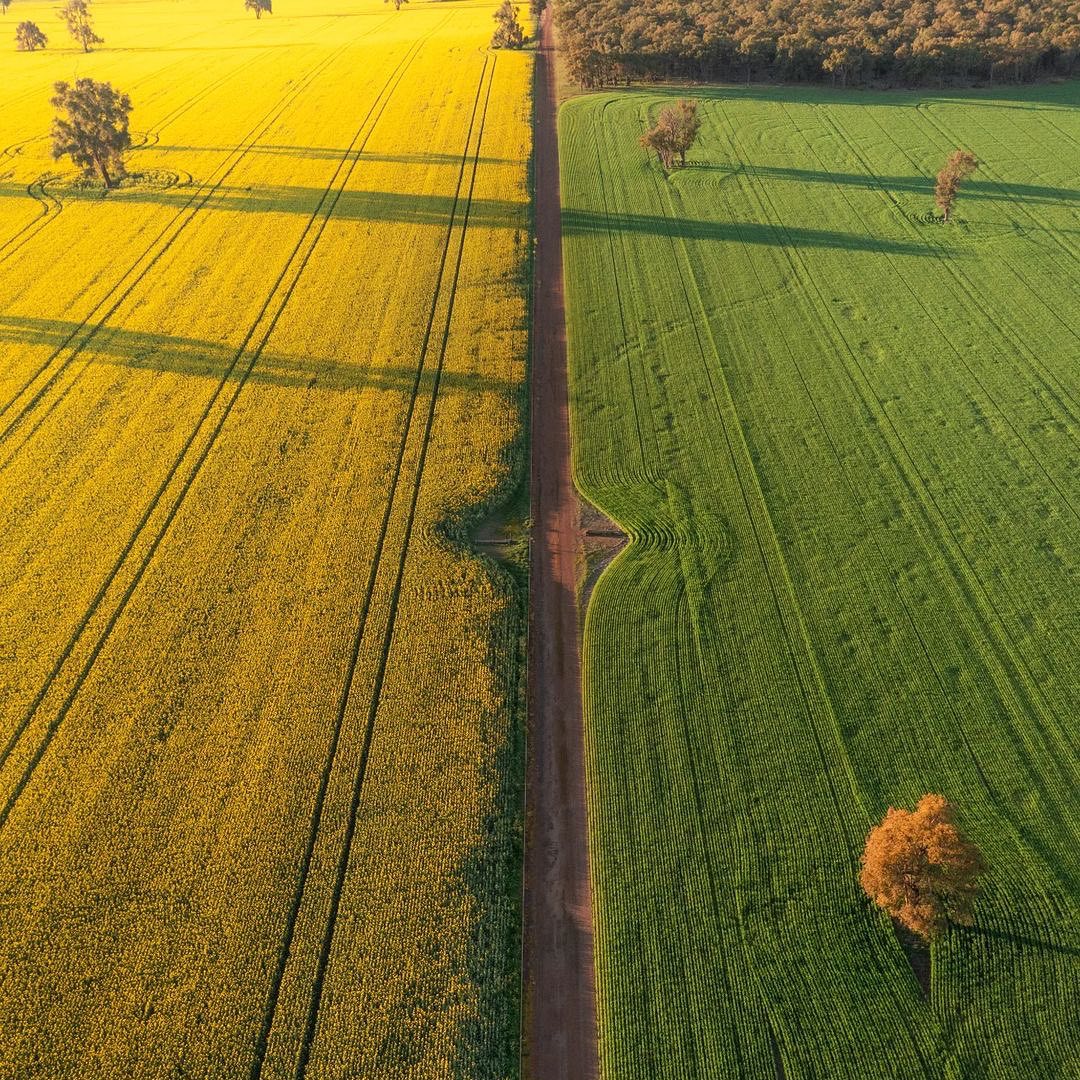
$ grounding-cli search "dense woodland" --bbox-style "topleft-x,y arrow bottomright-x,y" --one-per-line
555,0 -> 1080,87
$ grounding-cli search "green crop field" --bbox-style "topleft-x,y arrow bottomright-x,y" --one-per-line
562,84 -> 1080,1078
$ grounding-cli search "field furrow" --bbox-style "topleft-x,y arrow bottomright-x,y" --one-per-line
564,84 -> 1079,1079
0,3 -> 531,1076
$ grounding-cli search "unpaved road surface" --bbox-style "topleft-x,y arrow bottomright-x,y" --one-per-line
524,9 -> 599,1079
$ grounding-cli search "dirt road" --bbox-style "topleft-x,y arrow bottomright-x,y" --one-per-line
523,9 -> 599,1079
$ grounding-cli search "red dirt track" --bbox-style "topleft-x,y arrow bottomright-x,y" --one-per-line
524,9 -> 599,1079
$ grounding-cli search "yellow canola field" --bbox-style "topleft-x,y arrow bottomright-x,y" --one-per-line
0,2 -> 531,1077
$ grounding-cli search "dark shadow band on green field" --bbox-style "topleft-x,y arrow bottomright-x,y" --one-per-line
562,211 -> 942,254
689,164 -> 1080,207
965,926 -> 1080,958
577,80 -> 1080,111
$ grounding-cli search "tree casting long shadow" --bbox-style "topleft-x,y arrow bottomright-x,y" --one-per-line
689,164 -> 1080,206
0,182 -> 943,256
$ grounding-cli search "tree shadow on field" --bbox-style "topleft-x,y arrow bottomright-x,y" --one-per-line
562,207 -> 938,255
150,146 -> 518,166
692,164 -> 1080,207
0,181 -> 528,233
600,81 -> 1080,112
0,181 -> 941,255
0,315 -> 517,398
965,925 -> 1080,958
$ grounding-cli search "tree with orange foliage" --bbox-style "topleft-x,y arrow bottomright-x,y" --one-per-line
935,149 -> 978,223
860,794 -> 985,942
639,99 -> 702,170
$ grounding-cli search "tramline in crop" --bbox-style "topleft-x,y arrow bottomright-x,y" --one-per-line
563,83 -> 1080,1079
0,1 -> 531,1076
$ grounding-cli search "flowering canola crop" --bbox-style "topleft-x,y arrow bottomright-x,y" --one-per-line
0,2 -> 531,1076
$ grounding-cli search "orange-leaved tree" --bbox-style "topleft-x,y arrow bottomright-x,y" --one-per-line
935,149 -> 978,223
860,794 -> 985,942
639,99 -> 702,170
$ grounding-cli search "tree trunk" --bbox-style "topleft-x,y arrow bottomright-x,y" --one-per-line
95,155 -> 112,188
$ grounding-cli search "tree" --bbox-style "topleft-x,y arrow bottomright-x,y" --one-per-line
491,0 -> 524,48
529,0 -> 546,19
935,149 -> 978,223
640,123 -> 677,169
16,20 -> 46,49
244,0 -> 271,18
640,99 -> 702,170
564,42 -> 610,88
737,28 -> 775,86
1,1 -> 11,16
664,98 -> 702,166
384,0 -> 408,10
860,794 -> 985,942
823,41 -> 865,87
50,78 -> 132,188
58,0 -> 102,52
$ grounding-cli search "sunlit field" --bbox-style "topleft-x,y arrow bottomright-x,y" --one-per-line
0,1 -> 531,1076
563,84 -> 1080,1079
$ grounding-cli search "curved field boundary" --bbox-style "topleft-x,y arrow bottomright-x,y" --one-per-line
562,88 -> 1080,1078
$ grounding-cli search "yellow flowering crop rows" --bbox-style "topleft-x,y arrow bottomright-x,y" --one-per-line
0,2 -> 531,1076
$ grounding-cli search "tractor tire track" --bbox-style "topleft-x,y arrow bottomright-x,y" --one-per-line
695,106 -> 1034,855
715,101 -> 1080,834
873,106 -> 1080,423
0,10 -> 346,121
246,48 -> 496,1080
0,25 -> 442,828
624,109 -> 872,868
0,30 -> 366,447
291,60 -> 497,1077
0,46 -> 275,266
789,105 -> 1080,765
839,106 -> 1080,449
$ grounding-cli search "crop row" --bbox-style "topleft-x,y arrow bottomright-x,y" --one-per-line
563,83 -> 1079,1078
0,4 -> 531,1077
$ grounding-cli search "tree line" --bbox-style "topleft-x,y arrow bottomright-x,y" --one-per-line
556,0 -> 1080,88
10,0 -> 274,53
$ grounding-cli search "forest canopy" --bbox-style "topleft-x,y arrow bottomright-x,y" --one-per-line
555,0 -> 1080,87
